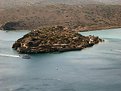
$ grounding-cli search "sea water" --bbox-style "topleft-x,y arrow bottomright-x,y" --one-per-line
0,29 -> 121,91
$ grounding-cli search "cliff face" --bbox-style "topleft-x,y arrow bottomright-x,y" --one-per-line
1,4 -> 121,30
12,26 -> 102,54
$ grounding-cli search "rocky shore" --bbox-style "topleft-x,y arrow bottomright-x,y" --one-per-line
75,25 -> 121,32
1,21 -> 121,32
12,26 -> 103,54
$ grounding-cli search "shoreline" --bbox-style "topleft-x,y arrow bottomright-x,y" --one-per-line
75,25 -> 121,32
1,25 -> 121,33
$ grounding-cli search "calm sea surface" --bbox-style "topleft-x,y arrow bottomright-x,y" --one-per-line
0,29 -> 121,91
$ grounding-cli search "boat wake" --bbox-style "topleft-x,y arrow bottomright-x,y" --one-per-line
0,53 -> 20,58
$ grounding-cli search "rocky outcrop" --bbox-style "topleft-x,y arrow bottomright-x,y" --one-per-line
12,26 -> 103,54
1,21 -> 28,30
1,21 -> 20,30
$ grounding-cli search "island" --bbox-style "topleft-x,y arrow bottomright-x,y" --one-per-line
12,26 -> 103,54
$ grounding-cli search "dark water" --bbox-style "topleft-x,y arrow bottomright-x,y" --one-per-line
0,29 -> 121,91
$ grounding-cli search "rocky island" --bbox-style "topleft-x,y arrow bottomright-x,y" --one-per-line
12,26 -> 103,54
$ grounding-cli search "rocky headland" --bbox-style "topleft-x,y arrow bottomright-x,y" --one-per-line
12,26 -> 103,54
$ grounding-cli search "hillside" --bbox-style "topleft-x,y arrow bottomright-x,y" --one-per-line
0,4 -> 121,30
99,0 -> 121,5
0,0 -> 101,8
0,0 -> 121,8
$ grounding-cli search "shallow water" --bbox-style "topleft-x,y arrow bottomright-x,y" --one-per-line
0,29 -> 121,91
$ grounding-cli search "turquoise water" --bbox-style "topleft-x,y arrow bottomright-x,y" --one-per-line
0,29 -> 121,91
